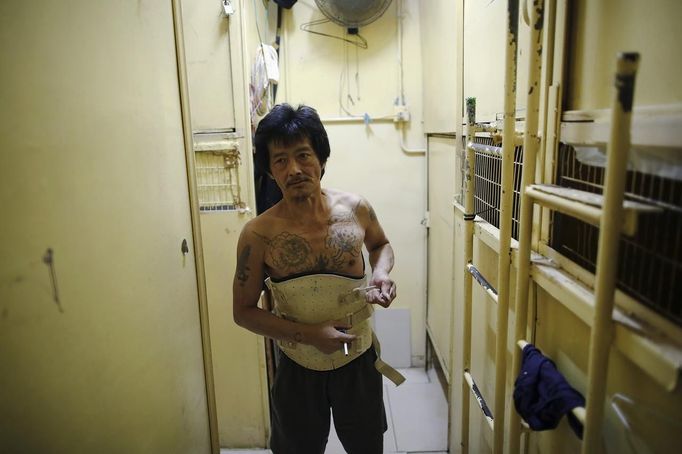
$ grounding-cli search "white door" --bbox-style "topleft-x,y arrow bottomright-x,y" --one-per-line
179,0 -> 270,446
426,135 -> 458,376
0,1 -> 211,452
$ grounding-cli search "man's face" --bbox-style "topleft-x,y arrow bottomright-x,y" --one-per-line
268,137 -> 324,199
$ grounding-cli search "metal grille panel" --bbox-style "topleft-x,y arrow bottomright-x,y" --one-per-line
195,151 -> 241,212
465,136 -> 524,240
551,144 -> 682,325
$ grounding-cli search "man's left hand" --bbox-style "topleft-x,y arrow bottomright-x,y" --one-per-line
367,272 -> 396,308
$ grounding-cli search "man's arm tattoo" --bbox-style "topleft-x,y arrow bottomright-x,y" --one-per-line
353,198 -> 377,222
368,204 -> 377,221
236,245 -> 251,286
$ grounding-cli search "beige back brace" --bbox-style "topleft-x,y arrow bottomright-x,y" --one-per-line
265,274 -> 405,386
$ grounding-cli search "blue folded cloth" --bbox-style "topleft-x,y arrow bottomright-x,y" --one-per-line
513,344 -> 586,438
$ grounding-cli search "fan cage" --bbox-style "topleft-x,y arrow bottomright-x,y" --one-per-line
314,0 -> 393,28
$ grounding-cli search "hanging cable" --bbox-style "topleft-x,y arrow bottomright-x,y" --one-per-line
300,18 -> 368,49
395,0 -> 425,154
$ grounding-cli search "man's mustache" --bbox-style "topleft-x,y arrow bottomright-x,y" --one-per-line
287,177 -> 310,186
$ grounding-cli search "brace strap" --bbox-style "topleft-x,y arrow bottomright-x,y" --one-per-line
333,303 -> 374,326
372,332 -> 406,386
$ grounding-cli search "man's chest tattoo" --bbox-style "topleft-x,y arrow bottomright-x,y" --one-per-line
263,232 -> 313,270
257,209 -> 363,274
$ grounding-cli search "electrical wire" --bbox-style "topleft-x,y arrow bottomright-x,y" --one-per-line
300,18 -> 368,49
396,0 -> 425,154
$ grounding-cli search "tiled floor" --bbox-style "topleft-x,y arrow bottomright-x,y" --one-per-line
221,367 -> 448,454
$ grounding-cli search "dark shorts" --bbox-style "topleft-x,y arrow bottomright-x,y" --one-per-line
269,347 -> 387,454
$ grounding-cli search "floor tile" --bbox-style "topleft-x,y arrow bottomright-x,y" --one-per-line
222,368 -> 448,454
387,378 -> 448,452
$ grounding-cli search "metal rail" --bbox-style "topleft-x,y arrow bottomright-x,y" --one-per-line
459,2 -> 521,453
581,52 -> 641,454
490,0 -> 521,451
466,263 -> 499,303
508,0 -> 547,451
508,52 -> 641,454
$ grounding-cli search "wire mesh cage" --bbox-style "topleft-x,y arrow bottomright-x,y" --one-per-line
195,149 -> 243,212
461,135 -> 524,241
458,135 -> 681,326
551,143 -> 682,326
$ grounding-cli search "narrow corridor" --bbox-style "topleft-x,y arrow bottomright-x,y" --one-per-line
221,367 -> 448,454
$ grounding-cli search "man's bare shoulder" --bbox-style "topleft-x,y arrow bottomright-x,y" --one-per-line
238,205 -> 284,244
324,188 -> 365,210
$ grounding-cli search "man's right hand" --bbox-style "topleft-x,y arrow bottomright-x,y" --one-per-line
306,321 -> 357,354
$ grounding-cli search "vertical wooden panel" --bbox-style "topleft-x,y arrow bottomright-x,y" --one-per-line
0,1 -> 211,452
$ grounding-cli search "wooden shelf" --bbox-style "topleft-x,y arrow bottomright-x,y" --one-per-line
526,184 -> 661,236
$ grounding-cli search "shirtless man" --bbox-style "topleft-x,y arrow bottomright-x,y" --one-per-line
233,104 -> 401,453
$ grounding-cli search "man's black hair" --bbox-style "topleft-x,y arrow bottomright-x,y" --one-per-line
253,103 -> 330,178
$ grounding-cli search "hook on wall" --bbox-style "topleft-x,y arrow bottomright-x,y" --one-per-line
42,248 -> 64,313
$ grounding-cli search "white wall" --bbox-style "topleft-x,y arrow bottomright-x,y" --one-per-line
420,1 -> 458,133
463,0 -> 531,122
568,0 -> 682,110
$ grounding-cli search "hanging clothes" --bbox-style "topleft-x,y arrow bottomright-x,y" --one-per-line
513,344 -> 586,438
250,43 -> 280,123
255,169 -> 282,215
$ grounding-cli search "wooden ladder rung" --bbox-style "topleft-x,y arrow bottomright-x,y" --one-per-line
525,184 -> 661,236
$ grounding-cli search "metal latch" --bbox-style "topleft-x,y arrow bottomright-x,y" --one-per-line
222,0 -> 234,16
421,211 -> 431,228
